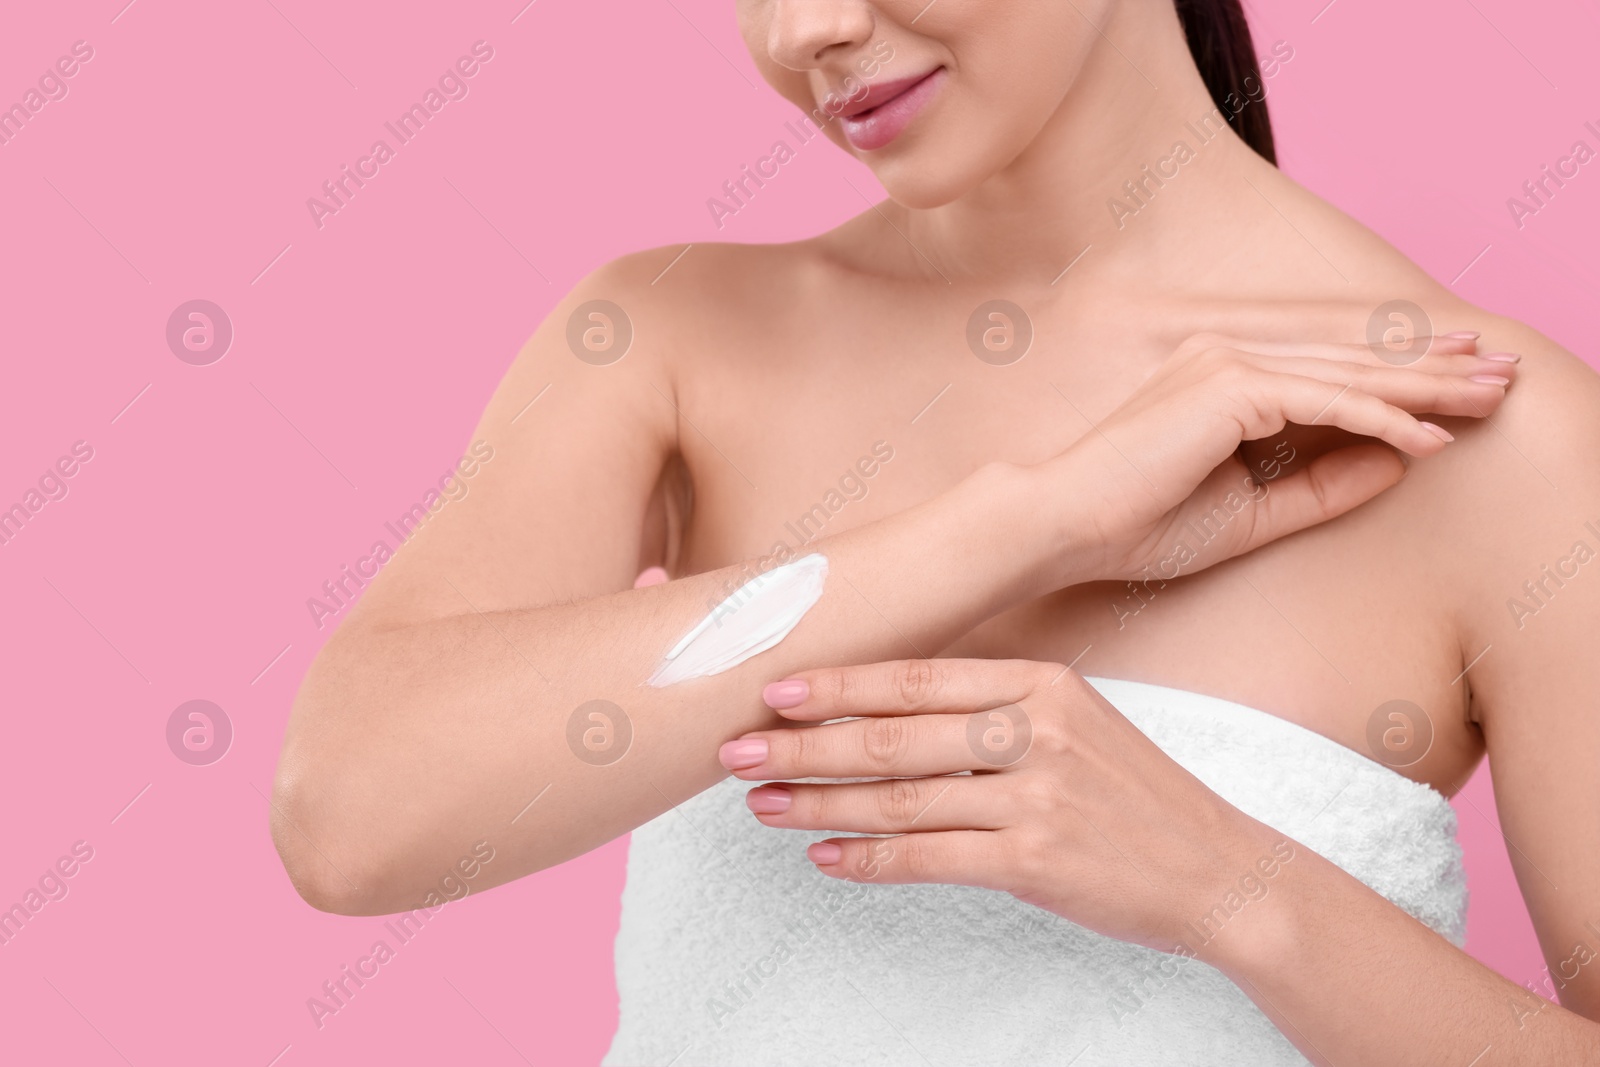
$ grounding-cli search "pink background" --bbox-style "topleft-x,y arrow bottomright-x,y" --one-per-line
2,0 -> 1596,1062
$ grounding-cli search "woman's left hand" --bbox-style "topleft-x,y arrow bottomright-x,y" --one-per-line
718,660 -> 1298,958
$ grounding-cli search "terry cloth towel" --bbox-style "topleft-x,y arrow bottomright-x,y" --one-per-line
601,675 -> 1467,1067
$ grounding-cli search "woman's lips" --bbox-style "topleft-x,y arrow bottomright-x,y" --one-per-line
836,68 -> 945,152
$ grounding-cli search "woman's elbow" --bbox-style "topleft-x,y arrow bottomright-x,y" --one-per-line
269,750 -> 395,916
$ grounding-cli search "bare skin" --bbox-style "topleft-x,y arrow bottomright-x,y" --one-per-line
272,0 -> 1600,1061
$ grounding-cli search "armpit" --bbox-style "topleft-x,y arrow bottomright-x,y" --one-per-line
637,451 -> 692,579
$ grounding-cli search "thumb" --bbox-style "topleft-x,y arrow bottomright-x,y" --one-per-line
1237,444 -> 1407,555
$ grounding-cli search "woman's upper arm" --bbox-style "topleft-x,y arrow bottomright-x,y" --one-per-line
1453,331 -> 1600,1017
344,250 -> 685,632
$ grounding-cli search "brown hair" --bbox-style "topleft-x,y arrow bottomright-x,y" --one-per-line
1173,0 -> 1277,164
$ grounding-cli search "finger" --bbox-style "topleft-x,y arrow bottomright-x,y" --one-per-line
1225,444 -> 1408,554
1233,345 -> 1518,383
1236,356 -> 1513,416
747,775 -> 1007,833
1243,371 -> 1458,456
1167,310 -> 1484,354
806,829 -> 1016,891
761,658 -> 1059,722
720,711 -> 986,780
1220,334 -> 1485,362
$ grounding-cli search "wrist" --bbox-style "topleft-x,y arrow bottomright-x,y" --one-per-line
1006,458 -> 1109,590
1182,830 -> 1315,978
955,460 -> 1097,601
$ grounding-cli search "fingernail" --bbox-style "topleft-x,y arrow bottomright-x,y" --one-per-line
746,786 -> 791,814
1469,375 -> 1511,387
807,842 -> 842,865
1443,330 -> 1480,340
763,679 -> 809,709
633,566 -> 669,588
1420,422 -> 1455,442
719,738 -> 768,770
1483,352 -> 1521,363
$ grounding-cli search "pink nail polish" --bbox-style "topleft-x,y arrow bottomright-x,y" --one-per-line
1420,422 -> 1455,443
1443,330 -> 1480,340
763,679 -> 809,709
746,786 -> 791,814
633,566 -> 669,588
808,842 -> 842,865
1482,352 -> 1521,363
718,738 -> 768,770
1469,375 -> 1510,387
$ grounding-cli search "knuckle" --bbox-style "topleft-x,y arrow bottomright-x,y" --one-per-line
890,832 -> 930,876
1029,710 -> 1073,757
780,724 -> 814,769
879,778 -> 925,825
1032,661 -> 1070,687
891,658 -> 942,710
1303,459 -> 1335,513
852,837 -> 900,881
815,668 -> 851,710
1177,331 -> 1228,357
1009,829 -> 1053,885
1015,775 -> 1062,814
1058,666 -> 1094,695
861,716 -> 912,772
1208,354 -> 1251,385
799,783 -> 833,825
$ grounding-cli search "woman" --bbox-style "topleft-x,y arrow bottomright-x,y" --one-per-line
271,0 -> 1600,1062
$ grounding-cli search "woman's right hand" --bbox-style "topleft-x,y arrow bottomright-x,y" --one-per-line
1036,331 -> 1517,585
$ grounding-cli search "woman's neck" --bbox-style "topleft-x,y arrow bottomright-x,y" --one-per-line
885,2 -> 1285,290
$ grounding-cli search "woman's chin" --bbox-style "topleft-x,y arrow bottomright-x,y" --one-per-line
869,163 -> 985,212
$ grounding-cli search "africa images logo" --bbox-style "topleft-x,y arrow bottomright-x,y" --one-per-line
305,441 -> 494,628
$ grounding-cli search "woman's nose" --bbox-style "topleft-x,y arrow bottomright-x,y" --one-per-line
764,0 -> 875,71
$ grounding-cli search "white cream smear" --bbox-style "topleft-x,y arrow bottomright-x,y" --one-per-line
647,554 -> 829,687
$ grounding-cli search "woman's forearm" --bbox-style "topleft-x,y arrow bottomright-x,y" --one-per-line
271,461 -> 1079,915
1202,839 -> 1599,1064
272,335 -> 1505,916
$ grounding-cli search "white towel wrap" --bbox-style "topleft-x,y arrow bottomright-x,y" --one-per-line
601,675 -> 1467,1066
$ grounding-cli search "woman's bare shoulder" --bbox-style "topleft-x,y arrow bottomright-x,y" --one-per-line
1401,304 -> 1600,621
581,237 -> 839,305
1434,305 -> 1599,466
561,237 -> 847,367
1280,188 -> 1600,469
